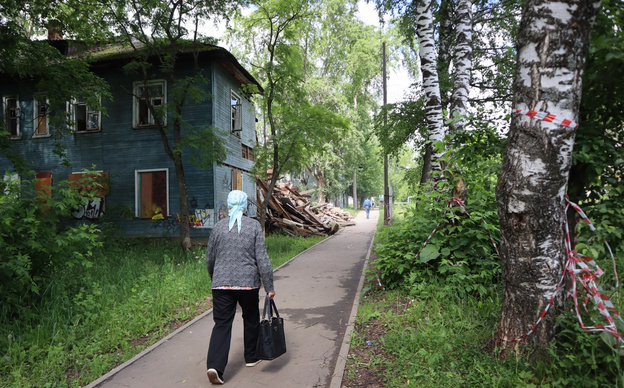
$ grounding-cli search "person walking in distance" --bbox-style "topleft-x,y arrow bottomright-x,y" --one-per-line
205,190 -> 276,385
363,197 -> 372,219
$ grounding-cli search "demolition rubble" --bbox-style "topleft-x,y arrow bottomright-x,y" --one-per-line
256,180 -> 354,237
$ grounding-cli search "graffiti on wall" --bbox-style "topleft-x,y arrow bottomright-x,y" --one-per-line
192,208 -> 214,228
72,198 -> 104,220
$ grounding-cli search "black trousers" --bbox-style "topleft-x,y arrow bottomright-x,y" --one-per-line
206,288 -> 260,375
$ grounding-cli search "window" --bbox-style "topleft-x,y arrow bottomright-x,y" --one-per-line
3,173 -> 20,197
231,91 -> 242,135
35,172 -> 52,211
133,80 -> 166,128
33,95 -> 50,137
242,144 -> 255,161
232,169 -> 242,191
135,169 -> 169,219
69,171 -> 109,219
3,96 -> 20,138
72,97 -> 101,132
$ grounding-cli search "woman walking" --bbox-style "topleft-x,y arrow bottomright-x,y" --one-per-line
205,190 -> 275,385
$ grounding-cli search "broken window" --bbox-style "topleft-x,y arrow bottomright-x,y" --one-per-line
33,95 -> 50,137
3,96 -> 20,138
231,91 -> 242,136
72,97 -> 101,132
134,80 -> 166,128
242,144 -> 255,161
135,169 -> 169,219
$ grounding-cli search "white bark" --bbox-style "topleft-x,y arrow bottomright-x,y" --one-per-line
449,0 -> 473,133
415,0 -> 445,181
494,0 -> 601,351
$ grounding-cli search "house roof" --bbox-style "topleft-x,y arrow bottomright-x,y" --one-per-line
65,38 -> 264,94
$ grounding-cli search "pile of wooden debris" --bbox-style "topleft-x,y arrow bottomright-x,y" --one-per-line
256,179 -> 354,237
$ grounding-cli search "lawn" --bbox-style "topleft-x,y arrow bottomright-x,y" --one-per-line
0,233 -> 325,388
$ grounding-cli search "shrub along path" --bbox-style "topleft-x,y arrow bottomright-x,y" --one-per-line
85,209 -> 378,388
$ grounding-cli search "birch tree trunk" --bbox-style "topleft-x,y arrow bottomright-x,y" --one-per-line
493,0 -> 601,353
449,0 -> 473,133
415,0 -> 446,182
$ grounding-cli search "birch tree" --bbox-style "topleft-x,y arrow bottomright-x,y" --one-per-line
413,0 -> 446,182
228,0 -> 348,230
448,0 -> 472,133
493,0 -> 601,352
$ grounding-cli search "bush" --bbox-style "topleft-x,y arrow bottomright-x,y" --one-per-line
0,172 -> 102,314
373,127 -> 504,298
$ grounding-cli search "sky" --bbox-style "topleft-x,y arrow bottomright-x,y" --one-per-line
198,0 -> 412,104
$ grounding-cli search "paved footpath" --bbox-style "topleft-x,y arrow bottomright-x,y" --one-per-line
86,209 -> 378,388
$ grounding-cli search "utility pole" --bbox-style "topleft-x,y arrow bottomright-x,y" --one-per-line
383,42 -> 390,226
353,168 -> 357,210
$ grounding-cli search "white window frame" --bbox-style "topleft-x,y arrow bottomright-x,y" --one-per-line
71,96 -> 101,132
231,91 -> 242,136
133,80 -> 167,128
134,168 -> 170,218
3,96 -> 21,138
33,94 -> 50,138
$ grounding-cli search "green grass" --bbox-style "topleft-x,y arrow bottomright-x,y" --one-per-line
345,213 -> 624,388
0,233 -> 325,388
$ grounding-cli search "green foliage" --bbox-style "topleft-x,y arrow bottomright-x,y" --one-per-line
0,172 -> 102,314
537,311 -> 624,387
345,288 -> 535,387
373,124 -> 504,297
0,233 -> 322,387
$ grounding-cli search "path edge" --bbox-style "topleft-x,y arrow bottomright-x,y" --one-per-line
329,220 -> 376,388
84,227 -> 343,388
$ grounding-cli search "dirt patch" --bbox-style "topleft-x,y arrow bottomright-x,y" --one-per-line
341,252 -> 393,388
342,315 -> 390,388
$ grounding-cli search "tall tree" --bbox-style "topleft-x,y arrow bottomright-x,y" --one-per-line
414,0 -> 446,182
301,0 -> 382,204
0,0 -> 110,171
228,0 -> 348,229
448,0 -> 473,133
493,0 -> 601,353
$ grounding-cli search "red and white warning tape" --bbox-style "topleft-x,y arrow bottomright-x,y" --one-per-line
509,198 -> 622,345
513,108 -> 579,130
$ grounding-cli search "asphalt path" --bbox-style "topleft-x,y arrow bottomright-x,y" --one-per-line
85,209 -> 378,388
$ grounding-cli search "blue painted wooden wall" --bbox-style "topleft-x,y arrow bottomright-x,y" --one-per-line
0,48 -> 258,240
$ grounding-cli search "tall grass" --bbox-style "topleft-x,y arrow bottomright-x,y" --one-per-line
345,212 -> 624,388
0,233 -> 325,388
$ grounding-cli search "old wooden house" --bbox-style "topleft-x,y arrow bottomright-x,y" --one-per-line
0,38 -> 262,238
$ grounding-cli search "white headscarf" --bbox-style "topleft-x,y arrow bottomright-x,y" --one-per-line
228,190 -> 248,233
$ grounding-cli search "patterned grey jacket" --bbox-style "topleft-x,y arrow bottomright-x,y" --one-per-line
205,215 -> 274,293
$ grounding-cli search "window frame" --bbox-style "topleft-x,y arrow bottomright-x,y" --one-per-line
231,91 -> 242,136
33,94 -> 50,138
133,80 -> 167,128
3,173 -> 20,197
134,168 -> 170,219
71,96 -> 101,133
3,95 -> 21,139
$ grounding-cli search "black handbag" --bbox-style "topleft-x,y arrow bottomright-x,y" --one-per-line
256,294 -> 286,360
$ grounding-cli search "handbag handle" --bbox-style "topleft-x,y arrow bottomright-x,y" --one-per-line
261,294 -> 280,320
